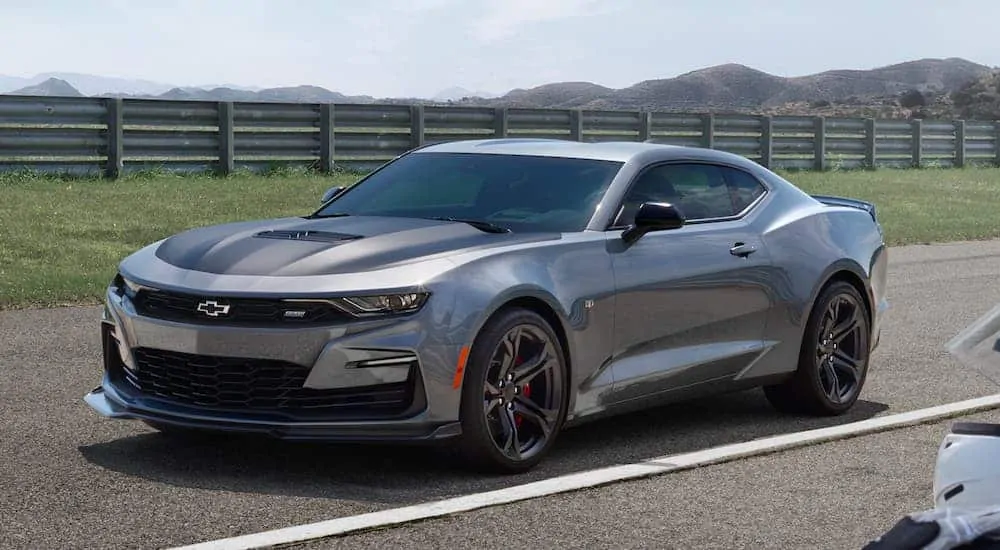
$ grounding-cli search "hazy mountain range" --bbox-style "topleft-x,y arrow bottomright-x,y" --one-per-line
0,72 -> 263,97
2,58 -> 997,120
0,72 -> 499,104
465,57 -> 995,113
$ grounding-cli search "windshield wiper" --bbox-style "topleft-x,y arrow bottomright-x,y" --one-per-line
425,216 -> 511,233
306,212 -> 351,219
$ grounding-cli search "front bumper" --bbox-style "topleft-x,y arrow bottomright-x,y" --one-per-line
84,383 -> 461,441
86,285 -> 465,442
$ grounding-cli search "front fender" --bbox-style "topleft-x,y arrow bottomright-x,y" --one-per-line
420,234 -> 617,405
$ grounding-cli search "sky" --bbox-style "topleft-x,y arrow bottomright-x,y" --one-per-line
2,0 -> 999,98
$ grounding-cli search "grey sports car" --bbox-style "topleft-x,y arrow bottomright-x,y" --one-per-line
85,138 -> 889,473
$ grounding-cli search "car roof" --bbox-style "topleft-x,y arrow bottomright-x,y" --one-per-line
413,138 -> 747,164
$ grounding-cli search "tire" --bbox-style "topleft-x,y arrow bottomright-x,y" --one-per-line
763,280 -> 872,416
456,307 -> 570,474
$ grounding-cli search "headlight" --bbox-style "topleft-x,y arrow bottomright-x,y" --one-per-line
112,273 -> 152,299
122,277 -> 144,297
334,293 -> 429,316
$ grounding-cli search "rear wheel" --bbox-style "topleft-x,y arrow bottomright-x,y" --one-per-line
764,280 -> 871,416
456,308 -> 569,474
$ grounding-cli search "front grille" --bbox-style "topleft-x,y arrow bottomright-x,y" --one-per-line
119,347 -> 416,418
132,288 -> 351,327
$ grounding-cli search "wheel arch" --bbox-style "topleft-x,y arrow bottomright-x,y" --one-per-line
500,296 -> 572,373
804,261 -> 874,333
461,290 -> 575,399
477,293 -> 574,381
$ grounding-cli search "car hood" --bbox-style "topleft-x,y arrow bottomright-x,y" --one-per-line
152,215 -> 559,277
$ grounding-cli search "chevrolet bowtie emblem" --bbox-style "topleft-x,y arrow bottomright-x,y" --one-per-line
196,300 -> 231,317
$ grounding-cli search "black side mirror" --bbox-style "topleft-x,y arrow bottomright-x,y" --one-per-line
621,202 -> 685,244
321,186 -> 346,204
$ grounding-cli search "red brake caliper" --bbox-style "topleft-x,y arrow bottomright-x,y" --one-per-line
514,356 -> 531,427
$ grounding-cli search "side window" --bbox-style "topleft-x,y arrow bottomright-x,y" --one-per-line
720,166 -> 767,213
613,163 -> 739,226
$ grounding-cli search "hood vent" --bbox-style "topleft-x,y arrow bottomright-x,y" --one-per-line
254,229 -> 363,244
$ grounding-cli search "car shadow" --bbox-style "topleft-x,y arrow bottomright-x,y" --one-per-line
78,388 -> 888,506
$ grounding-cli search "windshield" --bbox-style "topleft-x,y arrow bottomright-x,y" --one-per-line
313,152 -> 624,233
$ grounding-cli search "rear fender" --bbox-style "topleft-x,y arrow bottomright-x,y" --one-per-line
809,194 -> 878,223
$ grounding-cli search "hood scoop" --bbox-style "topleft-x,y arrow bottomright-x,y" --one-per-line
253,229 -> 363,244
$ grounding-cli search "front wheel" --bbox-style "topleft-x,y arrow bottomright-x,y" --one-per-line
764,280 -> 872,416
456,308 -> 569,474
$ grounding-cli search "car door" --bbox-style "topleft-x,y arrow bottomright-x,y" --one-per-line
606,161 -> 776,404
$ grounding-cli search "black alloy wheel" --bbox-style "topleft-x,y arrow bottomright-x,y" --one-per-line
457,308 -> 568,473
815,292 -> 868,405
764,280 -> 871,416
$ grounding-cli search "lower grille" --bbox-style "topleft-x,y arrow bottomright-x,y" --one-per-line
119,347 -> 416,418
132,288 -> 351,327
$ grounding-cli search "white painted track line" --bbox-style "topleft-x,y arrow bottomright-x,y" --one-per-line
169,393 -> 1000,550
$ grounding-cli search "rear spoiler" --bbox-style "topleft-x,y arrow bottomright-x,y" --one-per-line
810,194 -> 878,222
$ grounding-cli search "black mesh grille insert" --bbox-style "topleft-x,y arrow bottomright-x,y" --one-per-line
123,347 -> 415,417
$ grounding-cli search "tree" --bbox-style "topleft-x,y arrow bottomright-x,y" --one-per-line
899,89 -> 926,108
951,71 -> 1000,120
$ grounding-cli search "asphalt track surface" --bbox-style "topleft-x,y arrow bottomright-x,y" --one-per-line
301,409 -> 1000,550
3,240 -> 1000,549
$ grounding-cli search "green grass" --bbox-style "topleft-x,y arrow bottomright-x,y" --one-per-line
0,168 -> 357,309
786,166 -> 1000,246
2,165 -> 1000,310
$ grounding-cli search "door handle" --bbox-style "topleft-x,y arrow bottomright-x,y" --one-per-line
730,242 -> 757,258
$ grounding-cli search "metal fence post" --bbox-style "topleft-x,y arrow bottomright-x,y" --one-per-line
638,111 -> 651,142
759,115 -> 772,168
814,116 -> 826,171
955,119 -> 966,168
569,109 -> 583,141
995,122 -> 1000,168
864,118 -> 877,169
410,105 -> 425,148
320,104 -> 335,173
218,101 -> 234,176
104,97 -> 123,179
494,107 -> 508,138
911,119 -> 923,168
701,113 -> 714,149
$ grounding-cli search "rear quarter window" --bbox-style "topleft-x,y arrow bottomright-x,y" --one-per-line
720,166 -> 767,213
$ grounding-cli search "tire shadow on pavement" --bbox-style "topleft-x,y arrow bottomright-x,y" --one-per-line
77,388 -> 888,507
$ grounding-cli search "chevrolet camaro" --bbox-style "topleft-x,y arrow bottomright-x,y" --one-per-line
85,138 -> 889,473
